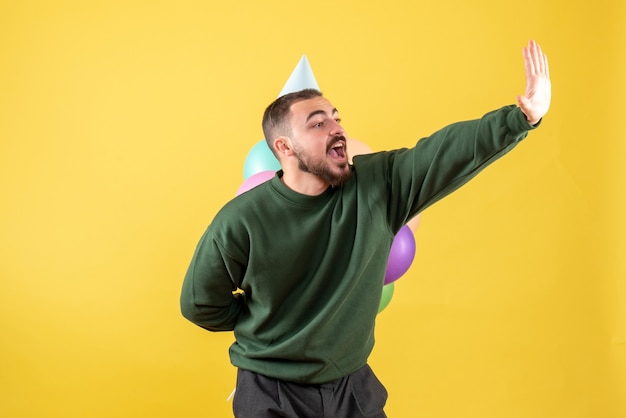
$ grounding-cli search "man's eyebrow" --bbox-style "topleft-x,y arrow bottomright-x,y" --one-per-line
305,108 -> 339,123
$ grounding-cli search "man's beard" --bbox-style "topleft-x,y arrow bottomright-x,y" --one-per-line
294,137 -> 352,187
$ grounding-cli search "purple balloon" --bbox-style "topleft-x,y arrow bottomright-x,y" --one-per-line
384,225 -> 416,284
236,170 -> 275,196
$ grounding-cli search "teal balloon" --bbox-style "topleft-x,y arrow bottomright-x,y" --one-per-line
378,283 -> 395,314
243,140 -> 281,179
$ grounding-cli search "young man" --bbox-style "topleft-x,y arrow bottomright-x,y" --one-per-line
181,40 -> 551,417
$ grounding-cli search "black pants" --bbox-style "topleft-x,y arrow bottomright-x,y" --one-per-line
233,364 -> 388,418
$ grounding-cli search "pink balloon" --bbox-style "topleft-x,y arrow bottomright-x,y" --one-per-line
384,225 -> 416,284
236,170 -> 275,196
406,213 -> 422,233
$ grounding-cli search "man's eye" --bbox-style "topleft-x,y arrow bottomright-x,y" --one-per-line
335,118 -> 342,124
313,122 -> 324,128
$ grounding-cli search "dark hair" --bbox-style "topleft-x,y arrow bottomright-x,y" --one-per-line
262,88 -> 323,155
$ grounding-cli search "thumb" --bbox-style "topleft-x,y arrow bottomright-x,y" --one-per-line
517,95 -> 540,125
516,95 -> 533,115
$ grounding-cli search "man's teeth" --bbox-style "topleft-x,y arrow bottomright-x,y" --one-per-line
329,143 -> 346,158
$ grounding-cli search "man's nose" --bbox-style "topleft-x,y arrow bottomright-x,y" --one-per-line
329,120 -> 345,136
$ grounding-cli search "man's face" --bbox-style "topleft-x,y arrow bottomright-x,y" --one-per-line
287,96 -> 351,187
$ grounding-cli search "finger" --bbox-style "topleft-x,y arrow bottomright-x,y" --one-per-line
530,40 -> 542,75
523,44 -> 535,77
537,44 -> 548,75
534,42 -> 543,74
516,95 -> 537,124
516,95 -> 528,110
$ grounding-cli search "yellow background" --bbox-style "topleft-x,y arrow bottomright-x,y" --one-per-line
1,0 -> 624,417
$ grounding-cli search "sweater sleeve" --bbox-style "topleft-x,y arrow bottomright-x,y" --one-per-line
180,226 -> 247,332
384,105 -> 539,230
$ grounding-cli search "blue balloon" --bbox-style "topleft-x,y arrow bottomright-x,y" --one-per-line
243,140 -> 281,179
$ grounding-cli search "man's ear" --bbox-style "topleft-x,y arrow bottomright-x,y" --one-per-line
273,136 -> 294,157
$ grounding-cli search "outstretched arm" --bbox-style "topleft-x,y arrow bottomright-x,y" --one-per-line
517,40 -> 551,125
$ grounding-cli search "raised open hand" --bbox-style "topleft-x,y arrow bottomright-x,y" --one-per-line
517,40 -> 551,125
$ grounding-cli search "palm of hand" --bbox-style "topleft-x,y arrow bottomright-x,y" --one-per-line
517,40 -> 551,125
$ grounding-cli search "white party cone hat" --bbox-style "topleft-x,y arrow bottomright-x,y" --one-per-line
278,55 -> 320,97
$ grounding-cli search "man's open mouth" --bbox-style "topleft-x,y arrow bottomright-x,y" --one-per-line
328,137 -> 347,160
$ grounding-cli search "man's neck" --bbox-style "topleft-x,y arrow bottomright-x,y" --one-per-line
280,171 -> 329,196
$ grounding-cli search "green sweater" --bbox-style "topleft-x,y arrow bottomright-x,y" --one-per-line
181,105 -> 537,384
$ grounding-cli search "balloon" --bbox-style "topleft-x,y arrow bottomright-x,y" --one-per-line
243,140 -> 281,179
347,138 -> 373,164
384,225 -> 416,285
378,283 -> 395,313
406,213 -> 422,234
236,170 -> 275,196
